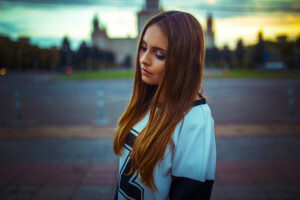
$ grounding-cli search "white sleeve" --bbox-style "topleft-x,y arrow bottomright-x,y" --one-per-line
169,104 -> 216,199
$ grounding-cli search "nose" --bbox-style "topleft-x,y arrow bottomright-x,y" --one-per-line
140,50 -> 151,66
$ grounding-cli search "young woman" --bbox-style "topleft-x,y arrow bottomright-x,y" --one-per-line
113,11 -> 216,200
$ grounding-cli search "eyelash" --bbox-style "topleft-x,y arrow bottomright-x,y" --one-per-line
140,45 -> 165,60
156,54 -> 165,60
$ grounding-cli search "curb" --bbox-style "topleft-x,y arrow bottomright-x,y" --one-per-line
1,124 -> 300,139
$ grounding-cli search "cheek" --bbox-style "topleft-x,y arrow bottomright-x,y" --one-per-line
156,62 -> 165,77
138,51 -> 143,62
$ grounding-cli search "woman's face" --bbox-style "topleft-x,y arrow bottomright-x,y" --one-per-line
139,23 -> 168,85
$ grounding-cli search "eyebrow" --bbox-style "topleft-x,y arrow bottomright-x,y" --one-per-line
142,40 -> 167,52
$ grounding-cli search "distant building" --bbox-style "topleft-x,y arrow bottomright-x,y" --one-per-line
137,0 -> 161,35
18,36 -> 30,44
60,37 -> 72,70
91,0 -> 216,66
276,35 -> 287,44
91,15 -> 137,66
204,13 -> 215,50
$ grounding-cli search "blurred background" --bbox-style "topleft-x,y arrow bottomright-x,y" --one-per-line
0,0 -> 300,200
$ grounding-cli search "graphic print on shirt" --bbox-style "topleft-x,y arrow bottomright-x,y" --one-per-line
118,130 -> 144,200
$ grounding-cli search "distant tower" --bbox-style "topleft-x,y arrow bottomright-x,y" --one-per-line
146,0 -> 159,10
91,15 -> 109,49
60,37 -> 72,69
137,0 -> 161,35
205,13 -> 215,49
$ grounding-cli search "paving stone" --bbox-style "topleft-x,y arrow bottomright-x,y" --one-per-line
0,186 -> 36,200
0,135 -> 299,200
32,186 -> 75,200
253,171 -> 289,184
72,186 -> 115,200
216,137 -> 300,161
27,163 -> 62,174
58,163 -> 92,173
216,161 -> 243,173
260,184 -> 300,199
239,161 -> 270,172
211,185 -> 230,200
0,140 -> 118,163
15,172 -> 51,185
216,171 -> 255,184
0,193 -> 9,200
224,184 -> 267,199
0,173 -> 19,186
1,137 -> 300,163
83,172 -> 117,185
46,173 -> 85,186
0,186 -> 17,195
5,192 -> 33,200
89,163 -> 118,173
18,186 -> 40,193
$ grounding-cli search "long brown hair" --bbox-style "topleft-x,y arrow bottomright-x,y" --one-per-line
113,11 -> 206,190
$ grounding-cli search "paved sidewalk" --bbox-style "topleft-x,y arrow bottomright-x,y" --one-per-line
1,123 -> 300,139
0,124 -> 300,200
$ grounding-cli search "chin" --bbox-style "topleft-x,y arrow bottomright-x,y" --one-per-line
142,77 -> 159,85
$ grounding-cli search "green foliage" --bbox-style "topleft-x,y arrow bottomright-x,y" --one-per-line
0,35 -> 60,71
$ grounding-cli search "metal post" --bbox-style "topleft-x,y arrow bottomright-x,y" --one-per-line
288,81 -> 295,123
14,90 -> 24,125
98,86 -> 106,125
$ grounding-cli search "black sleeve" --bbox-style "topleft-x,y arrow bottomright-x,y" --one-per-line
114,184 -> 118,200
169,176 -> 214,200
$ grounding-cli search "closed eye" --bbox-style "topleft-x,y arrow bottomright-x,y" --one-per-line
140,41 -> 165,60
156,54 -> 165,60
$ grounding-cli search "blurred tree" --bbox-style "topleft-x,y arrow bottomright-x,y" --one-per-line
0,35 -> 59,71
73,41 -> 90,70
296,36 -> 300,47
60,36 -> 72,71
206,47 -> 221,68
123,55 -> 132,68
78,41 -> 89,63
294,35 -> 300,70
40,49 -> 48,70
235,39 -> 245,69
16,37 -> 34,70
276,34 -> 294,69
16,40 -> 23,70
0,35 -> 16,69
87,46 -> 115,69
89,46 -> 100,70
253,31 -> 265,68
221,45 -> 232,69
49,47 -> 60,71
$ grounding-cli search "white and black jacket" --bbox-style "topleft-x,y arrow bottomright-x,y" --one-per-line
115,99 -> 216,200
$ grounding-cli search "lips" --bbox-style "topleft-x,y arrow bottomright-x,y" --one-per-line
142,68 -> 152,75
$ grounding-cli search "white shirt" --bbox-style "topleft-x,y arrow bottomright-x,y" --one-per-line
116,99 -> 216,200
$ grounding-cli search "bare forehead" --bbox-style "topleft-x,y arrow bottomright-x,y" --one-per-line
142,24 -> 168,51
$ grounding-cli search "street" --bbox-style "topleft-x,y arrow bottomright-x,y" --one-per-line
1,73 -> 299,126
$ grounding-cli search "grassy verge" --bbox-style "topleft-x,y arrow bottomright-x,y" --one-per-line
220,70 -> 300,78
56,70 -> 135,79
56,69 -> 300,79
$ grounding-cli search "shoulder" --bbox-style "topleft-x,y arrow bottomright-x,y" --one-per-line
171,101 -> 216,181
173,102 -> 214,145
185,103 -> 213,126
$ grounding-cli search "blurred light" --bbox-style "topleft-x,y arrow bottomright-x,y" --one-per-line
66,66 -> 73,75
206,0 -> 216,4
0,68 -> 6,76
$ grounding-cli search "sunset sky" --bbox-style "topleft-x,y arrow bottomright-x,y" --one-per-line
0,0 -> 299,50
